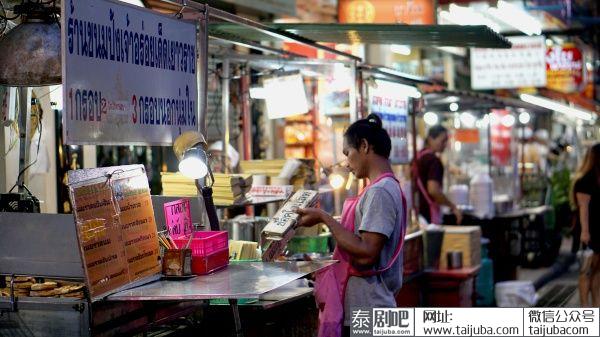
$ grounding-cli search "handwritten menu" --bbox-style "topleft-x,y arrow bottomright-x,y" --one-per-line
70,180 -> 129,298
112,172 -> 161,281
163,199 -> 192,239
69,166 -> 160,300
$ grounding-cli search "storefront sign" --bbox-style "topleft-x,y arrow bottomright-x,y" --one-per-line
163,198 -> 192,239
546,44 -> 584,94
490,110 -> 513,166
339,0 -> 435,25
62,0 -> 198,145
369,80 -> 410,164
69,166 -> 160,299
471,36 -> 547,90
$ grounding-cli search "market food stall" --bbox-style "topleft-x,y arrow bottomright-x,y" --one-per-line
0,1 -> 351,336
419,87 -> 557,281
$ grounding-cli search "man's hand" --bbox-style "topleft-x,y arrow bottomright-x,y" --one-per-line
581,230 -> 591,245
296,208 -> 330,227
452,206 -> 463,225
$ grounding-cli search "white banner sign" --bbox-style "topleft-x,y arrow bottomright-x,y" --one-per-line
369,80 -> 410,164
470,36 -> 547,90
62,0 -> 198,145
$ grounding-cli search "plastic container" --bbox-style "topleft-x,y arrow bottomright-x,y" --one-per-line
476,238 -> 494,306
173,231 -> 229,275
287,234 -> 330,254
469,173 -> 494,219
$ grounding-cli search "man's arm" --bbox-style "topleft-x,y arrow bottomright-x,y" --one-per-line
427,180 -> 462,224
322,215 -> 386,269
577,192 -> 591,244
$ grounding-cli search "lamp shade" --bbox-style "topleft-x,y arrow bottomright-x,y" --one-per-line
0,21 -> 61,86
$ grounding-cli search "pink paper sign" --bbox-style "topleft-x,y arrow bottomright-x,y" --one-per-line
163,199 -> 192,239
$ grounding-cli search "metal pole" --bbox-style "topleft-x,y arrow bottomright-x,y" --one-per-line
241,64 -> 252,161
196,6 -> 209,137
349,61 -> 358,123
411,98 -> 420,216
17,87 -> 32,193
221,58 -> 230,174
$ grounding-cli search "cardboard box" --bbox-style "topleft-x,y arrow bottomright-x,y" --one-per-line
439,226 -> 481,269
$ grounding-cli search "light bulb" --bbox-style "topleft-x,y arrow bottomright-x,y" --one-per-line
179,156 -> 208,179
424,112 -> 439,126
329,174 -> 345,190
518,111 -> 531,124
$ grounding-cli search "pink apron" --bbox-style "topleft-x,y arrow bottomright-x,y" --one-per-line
412,148 -> 442,224
313,172 -> 407,337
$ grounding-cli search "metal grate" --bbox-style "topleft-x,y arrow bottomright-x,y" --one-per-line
535,284 -> 577,307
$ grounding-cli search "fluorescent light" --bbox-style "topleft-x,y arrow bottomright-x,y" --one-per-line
441,5 -> 501,32
449,103 -> 459,112
390,44 -> 411,56
488,1 -> 542,36
519,111 -> 531,124
424,112 -> 439,126
520,94 -> 593,121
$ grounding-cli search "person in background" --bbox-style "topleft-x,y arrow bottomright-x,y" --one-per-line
572,143 -> 600,307
413,125 -> 462,225
296,114 -> 407,337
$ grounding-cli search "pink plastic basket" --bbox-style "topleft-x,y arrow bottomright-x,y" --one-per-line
173,231 -> 228,256
173,231 -> 229,275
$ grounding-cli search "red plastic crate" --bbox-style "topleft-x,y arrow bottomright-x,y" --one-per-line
191,248 -> 229,275
173,231 -> 229,275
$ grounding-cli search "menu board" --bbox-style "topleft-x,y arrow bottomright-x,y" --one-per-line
69,165 -> 160,300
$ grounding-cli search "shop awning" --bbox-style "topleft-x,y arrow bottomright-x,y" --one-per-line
421,85 -> 552,113
359,64 -> 440,86
209,23 -> 512,49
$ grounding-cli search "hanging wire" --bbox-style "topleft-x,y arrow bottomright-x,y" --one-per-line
0,0 -> 21,21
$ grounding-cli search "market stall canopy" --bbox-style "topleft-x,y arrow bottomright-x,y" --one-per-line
421,85 -> 552,113
359,64 -> 441,86
209,23 -> 512,49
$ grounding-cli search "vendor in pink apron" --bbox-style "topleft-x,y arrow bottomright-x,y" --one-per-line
296,114 -> 408,337
413,125 -> 462,225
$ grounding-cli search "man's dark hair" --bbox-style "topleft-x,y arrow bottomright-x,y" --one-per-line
344,113 -> 391,158
427,125 -> 448,140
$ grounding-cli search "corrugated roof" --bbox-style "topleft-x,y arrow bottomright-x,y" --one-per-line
209,23 -> 512,48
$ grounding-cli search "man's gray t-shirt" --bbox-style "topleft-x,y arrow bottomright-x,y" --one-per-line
344,177 -> 405,326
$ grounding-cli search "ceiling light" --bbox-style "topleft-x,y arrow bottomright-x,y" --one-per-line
424,112 -> 439,126
518,111 -> 531,124
488,1 -> 542,36
460,112 -> 476,128
329,173 -> 345,190
502,114 -> 516,127
449,103 -> 459,112
519,94 -> 593,121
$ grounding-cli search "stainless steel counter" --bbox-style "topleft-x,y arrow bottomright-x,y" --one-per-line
107,261 -> 335,301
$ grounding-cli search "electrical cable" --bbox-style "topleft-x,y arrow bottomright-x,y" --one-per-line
8,101 -> 43,193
